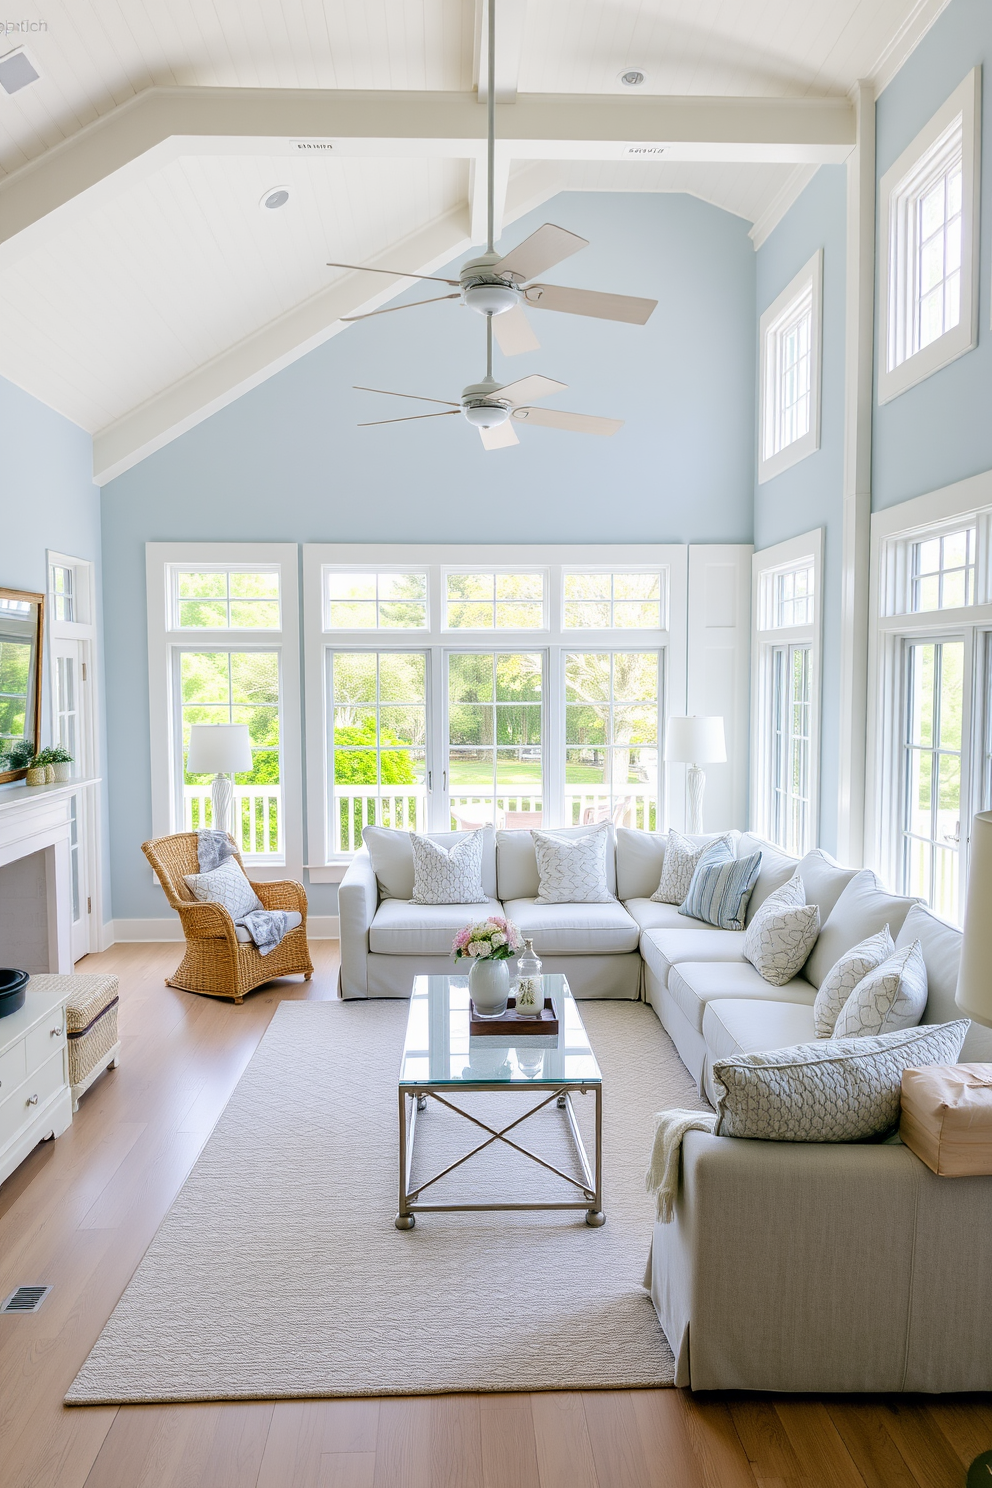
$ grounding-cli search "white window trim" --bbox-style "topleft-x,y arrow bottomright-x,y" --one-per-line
303,544 -> 688,878
146,542 -> 302,879
866,470 -> 992,917
757,251 -> 823,484
877,67 -> 981,406
750,530 -> 823,852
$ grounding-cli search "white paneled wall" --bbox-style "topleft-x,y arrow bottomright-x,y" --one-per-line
684,544 -> 753,833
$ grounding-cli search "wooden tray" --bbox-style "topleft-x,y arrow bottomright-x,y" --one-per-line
469,995 -> 558,1036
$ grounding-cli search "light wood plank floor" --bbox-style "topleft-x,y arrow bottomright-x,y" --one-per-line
1,941 -> 989,1488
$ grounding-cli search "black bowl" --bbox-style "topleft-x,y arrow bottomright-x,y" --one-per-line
0,968 -> 29,1018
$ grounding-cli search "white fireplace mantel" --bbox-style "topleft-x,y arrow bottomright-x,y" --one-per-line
0,778 -> 100,974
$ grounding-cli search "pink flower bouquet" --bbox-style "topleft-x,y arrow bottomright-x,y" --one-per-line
452,916 -> 523,962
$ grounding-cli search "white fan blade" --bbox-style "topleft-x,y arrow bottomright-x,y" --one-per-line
525,284 -> 657,325
492,373 -> 567,406
492,224 -> 588,283
511,407 -> 622,436
479,422 -> 520,450
491,305 -> 541,356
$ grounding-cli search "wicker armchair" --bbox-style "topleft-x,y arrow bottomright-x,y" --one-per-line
141,832 -> 313,1004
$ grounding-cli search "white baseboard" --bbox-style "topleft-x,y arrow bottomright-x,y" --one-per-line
106,916 -> 339,944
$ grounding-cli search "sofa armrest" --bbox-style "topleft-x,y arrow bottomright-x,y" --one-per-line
338,849 -> 378,998
251,879 -> 308,916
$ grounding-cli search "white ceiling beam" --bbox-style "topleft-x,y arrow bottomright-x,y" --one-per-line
476,0 -> 527,104
0,86 -> 856,267
91,203 -> 473,485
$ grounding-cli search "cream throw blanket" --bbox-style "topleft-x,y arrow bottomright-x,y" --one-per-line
645,1109 -> 718,1221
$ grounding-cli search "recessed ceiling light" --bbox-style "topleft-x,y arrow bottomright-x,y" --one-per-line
618,68 -> 646,87
0,48 -> 40,95
260,186 -> 291,211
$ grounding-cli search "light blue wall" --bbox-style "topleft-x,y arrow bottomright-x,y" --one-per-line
873,0 -> 992,509
101,189 -> 757,920
0,373 -> 108,920
752,166 -> 847,854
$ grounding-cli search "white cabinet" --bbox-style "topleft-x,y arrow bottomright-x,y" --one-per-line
0,983 -> 72,1188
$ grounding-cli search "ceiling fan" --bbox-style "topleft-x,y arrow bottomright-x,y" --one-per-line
339,0 -> 654,448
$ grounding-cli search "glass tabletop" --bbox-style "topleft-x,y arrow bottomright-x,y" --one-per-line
399,974 -> 602,1088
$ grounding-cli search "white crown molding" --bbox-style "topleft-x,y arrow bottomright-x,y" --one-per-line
869,0 -> 954,97
748,163 -> 820,249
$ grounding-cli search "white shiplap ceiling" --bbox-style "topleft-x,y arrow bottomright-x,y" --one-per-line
0,0 -> 947,479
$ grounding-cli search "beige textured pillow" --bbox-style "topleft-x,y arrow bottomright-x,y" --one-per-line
742,874 -> 819,987
651,830 -> 733,905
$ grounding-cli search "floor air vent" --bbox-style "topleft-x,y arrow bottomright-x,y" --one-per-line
1,1285 -> 52,1314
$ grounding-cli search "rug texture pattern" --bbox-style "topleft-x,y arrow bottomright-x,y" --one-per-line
66,999 -> 707,1403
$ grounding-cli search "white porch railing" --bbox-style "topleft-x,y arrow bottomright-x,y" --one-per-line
184,785 -> 282,857
331,785 -> 658,853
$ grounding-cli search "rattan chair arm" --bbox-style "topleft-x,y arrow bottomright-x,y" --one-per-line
251,879 -> 307,914
175,900 -> 239,945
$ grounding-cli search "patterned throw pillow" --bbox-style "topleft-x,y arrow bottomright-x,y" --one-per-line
184,858 -> 262,920
812,926 -> 894,1037
712,1020 -> 969,1142
832,940 -> 928,1038
533,823 -> 613,904
742,874 -> 820,987
651,830 -> 734,905
411,831 -> 487,905
680,849 -> 761,931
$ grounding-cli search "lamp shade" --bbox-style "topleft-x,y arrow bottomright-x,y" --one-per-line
664,715 -> 727,765
186,723 -> 253,776
956,811 -> 992,1027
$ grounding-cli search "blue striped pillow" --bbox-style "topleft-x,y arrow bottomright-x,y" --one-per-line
680,850 -> 762,931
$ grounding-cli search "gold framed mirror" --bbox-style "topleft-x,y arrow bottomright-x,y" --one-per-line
0,587 -> 45,784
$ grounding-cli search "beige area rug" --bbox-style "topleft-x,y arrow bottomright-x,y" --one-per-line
66,999 -> 707,1404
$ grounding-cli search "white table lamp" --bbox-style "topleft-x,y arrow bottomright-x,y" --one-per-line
664,716 -> 727,834
186,724 -> 252,839
956,810 -> 992,1027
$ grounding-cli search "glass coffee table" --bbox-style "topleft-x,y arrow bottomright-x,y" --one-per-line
395,973 -> 604,1229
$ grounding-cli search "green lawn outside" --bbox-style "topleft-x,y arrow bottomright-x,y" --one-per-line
447,760 -> 610,787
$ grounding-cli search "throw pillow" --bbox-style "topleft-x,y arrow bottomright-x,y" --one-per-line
651,830 -> 734,905
742,874 -> 820,987
533,823 -> 613,904
680,848 -> 761,931
712,1020 -> 969,1143
832,940 -> 928,1039
411,831 -> 487,906
812,926 -> 894,1037
184,858 -> 262,921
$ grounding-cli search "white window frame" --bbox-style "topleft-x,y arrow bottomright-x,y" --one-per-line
303,545 -> 687,878
867,470 -> 992,922
146,543 -> 302,878
750,530 -> 823,854
878,68 -> 981,405
757,251 -> 823,484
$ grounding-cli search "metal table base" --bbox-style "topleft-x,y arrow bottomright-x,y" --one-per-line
396,1079 -> 604,1229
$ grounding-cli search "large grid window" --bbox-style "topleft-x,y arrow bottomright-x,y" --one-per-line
178,650 -> 282,854
914,148 -> 963,354
758,253 -> 821,483
447,652 -> 543,827
903,640 -> 963,921
174,569 -> 280,629
911,529 -> 975,611
445,572 -> 544,629
325,572 -> 427,630
771,643 -> 812,857
563,572 -> 663,629
329,651 -> 427,852
564,652 -> 661,830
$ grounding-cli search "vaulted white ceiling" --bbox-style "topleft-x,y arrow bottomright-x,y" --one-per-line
0,0 -> 948,480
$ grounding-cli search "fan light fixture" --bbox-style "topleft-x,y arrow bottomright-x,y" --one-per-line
260,186 -> 290,210
619,68 -> 646,87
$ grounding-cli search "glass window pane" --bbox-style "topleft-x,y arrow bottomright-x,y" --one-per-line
448,705 -> 491,746
230,600 -> 280,628
613,573 -> 660,600
332,652 -> 377,703
379,572 -> 426,601
565,653 -> 610,703
178,571 -> 226,599
495,572 -> 543,601
379,706 -> 427,748
378,653 -> 426,702
566,705 -> 608,746
939,642 -> 963,749
611,653 -> 658,702
564,602 -> 611,628
448,653 -> 493,702
496,653 -> 542,701
495,602 -> 543,629
447,601 -> 493,629
229,571 -> 279,599
378,602 -> 427,629
231,652 -> 279,706
565,573 -> 609,600
447,573 -> 493,601
329,601 -> 378,629
614,602 -> 658,628
328,573 -> 377,600
179,600 -> 228,627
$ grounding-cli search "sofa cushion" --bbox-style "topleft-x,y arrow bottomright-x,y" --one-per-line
497,825 -> 616,901
502,897 -> 638,955
895,903 -> 986,1041
736,833 -> 800,923
796,849 -> 859,921
369,896 -> 504,955
615,827 -> 739,901
640,928 -> 745,990
235,910 -> 301,943
364,825 -> 497,900
803,870 -> 920,989
670,960 -> 815,1035
624,899 -> 714,933
701,997 -> 818,1063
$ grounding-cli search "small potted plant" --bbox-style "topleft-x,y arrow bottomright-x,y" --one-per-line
26,751 -> 48,786
452,916 -> 523,1018
49,745 -> 73,782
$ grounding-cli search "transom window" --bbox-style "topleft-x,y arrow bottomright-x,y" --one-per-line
911,528 -> 975,611
325,572 -> 427,630
173,568 -> 280,629
49,564 -> 74,622
563,572 -> 663,629
774,566 -> 814,628
445,572 -> 544,629
758,252 -> 822,483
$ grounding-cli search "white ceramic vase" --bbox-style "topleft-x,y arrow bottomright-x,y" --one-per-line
468,956 -> 510,1018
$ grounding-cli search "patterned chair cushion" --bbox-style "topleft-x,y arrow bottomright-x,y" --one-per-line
833,940 -> 928,1038
712,1020 -> 969,1142
742,874 -> 820,987
812,926 -> 895,1037
411,830 -> 487,905
533,823 -> 613,904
